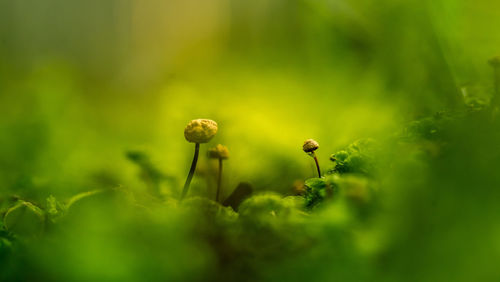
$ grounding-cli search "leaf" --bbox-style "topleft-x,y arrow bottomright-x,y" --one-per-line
3,200 -> 45,237
65,189 -> 103,210
305,178 -> 327,190
304,178 -> 330,209
328,138 -> 380,176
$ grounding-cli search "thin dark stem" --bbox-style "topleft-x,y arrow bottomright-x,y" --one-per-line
313,153 -> 321,178
180,143 -> 200,200
216,158 -> 223,202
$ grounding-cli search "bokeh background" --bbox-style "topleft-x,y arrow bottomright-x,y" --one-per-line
1,0 -> 500,281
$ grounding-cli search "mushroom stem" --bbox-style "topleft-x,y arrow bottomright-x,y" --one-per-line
313,152 -> 321,178
216,158 -> 223,202
180,143 -> 200,200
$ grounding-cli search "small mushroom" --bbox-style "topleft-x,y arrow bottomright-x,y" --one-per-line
208,144 -> 229,202
181,119 -> 218,200
303,139 -> 321,178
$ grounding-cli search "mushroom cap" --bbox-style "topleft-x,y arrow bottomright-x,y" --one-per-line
208,144 -> 229,159
184,119 -> 218,143
303,139 -> 319,153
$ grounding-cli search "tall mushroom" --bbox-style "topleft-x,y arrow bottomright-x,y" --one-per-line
208,144 -> 229,202
181,119 -> 218,200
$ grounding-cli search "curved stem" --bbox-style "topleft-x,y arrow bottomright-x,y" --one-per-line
313,152 -> 321,178
180,143 -> 200,200
216,158 -> 223,202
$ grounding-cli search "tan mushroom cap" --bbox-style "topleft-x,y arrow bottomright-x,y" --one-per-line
208,144 -> 229,159
303,139 -> 319,153
184,119 -> 218,143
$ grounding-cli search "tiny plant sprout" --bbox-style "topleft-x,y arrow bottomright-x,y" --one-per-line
181,119 -> 218,200
208,144 -> 229,202
303,139 -> 321,178
223,182 -> 253,211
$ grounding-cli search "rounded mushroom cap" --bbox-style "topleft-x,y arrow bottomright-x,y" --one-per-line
208,144 -> 229,159
184,119 -> 218,143
489,56 -> 500,67
303,139 -> 319,153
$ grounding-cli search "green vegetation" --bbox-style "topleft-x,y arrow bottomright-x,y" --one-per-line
2,96 -> 499,281
2,0 -> 500,281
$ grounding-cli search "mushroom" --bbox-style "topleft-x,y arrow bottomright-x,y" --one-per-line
303,139 -> 321,178
208,144 -> 229,202
181,119 -> 218,200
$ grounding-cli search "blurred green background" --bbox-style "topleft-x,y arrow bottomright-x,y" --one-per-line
1,0 -> 500,281
1,0 -> 493,198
